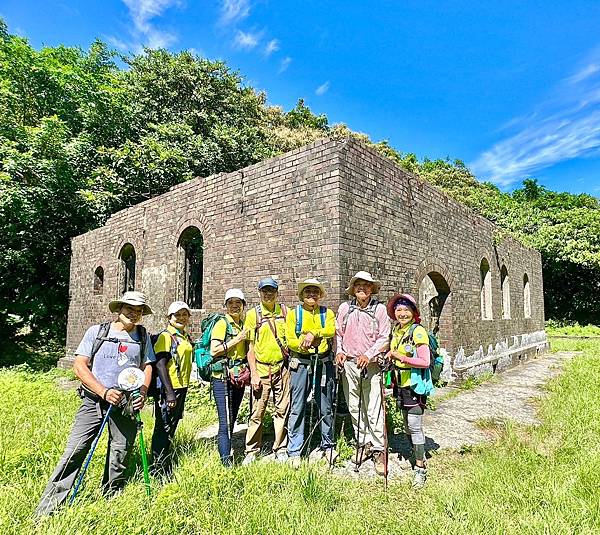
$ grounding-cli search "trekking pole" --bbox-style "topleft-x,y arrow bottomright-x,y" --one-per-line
69,404 -> 113,505
134,396 -> 151,497
117,367 -> 150,496
354,366 -> 367,473
224,364 -> 232,462
308,353 -> 318,451
379,368 -> 389,490
329,363 -> 341,470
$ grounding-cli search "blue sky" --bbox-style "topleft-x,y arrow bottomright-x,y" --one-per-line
3,0 -> 600,196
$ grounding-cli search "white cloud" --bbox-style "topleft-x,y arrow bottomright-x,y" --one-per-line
315,81 -> 330,96
471,51 -> 600,188
234,30 -> 260,49
220,0 -> 251,25
278,56 -> 292,73
264,39 -> 279,56
109,0 -> 180,52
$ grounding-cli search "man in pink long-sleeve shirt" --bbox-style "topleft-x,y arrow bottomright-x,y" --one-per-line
335,270 -> 391,475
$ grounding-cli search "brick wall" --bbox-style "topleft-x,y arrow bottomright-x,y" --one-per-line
63,137 -> 546,374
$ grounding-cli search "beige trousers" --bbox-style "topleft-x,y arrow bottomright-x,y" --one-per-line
342,360 -> 384,451
245,366 -> 291,454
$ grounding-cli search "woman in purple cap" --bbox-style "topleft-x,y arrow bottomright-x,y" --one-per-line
385,293 -> 433,489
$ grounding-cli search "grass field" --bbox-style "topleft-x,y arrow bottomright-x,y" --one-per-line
1,335 -> 599,534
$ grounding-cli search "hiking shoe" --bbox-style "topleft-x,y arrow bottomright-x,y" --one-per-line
412,466 -> 427,489
372,451 -> 386,476
242,453 -> 257,466
352,442 -> 373,465
274,450 -> 289,463
289,456 -> 302,469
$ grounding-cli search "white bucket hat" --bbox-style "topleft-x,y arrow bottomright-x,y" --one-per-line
224,288 -> 246,305
345,271 -> 381,296
109,291 -> 153,315
297,278 -> 326,299
167,301 -> 191,316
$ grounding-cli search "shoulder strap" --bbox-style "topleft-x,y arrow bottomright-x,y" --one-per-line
319,306 -> 326,328
281,304 -> 288,319
342,299 -> 357,331
295,305 -> 302,337
89,322 -> 111,367
137,325 -> 147,364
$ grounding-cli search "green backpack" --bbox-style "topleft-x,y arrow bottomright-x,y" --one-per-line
194,313 -> 234,381
403,323 -> 444,385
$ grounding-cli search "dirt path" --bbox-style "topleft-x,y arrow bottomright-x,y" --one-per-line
195,351 -> 575,480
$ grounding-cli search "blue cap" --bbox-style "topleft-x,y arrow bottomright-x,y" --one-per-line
258,277 -> 279,290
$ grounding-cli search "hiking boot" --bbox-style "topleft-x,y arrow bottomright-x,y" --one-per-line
412,466 -> 427,489
289,456 -> 302,470
372,451 -> 386,476
242,453 -> 257,466
274,450 -> 289,463
352,442 -> 372,465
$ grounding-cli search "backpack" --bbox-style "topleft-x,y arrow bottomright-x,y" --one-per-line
89,322 -> 147,367
401,323 -> 444,385
194,313 -> 235,381
294,305 -> 331,351
341,298 -> 380,334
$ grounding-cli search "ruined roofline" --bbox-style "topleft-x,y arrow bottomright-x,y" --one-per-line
339,137 -> 540,255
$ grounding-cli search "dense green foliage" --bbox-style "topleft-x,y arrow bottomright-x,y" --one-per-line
1,17 -> 599,354
1,338 -> 599,533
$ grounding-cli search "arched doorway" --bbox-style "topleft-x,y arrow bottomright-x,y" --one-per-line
418,271 -> 453,353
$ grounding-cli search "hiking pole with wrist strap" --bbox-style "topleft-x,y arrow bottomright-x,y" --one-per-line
379,368 -> 389,490
354,366 -> 367,473
329,363 -> 341,470
224,363 -> 232,463
118,367 -> 151,497
307,352 -> 319,453
69,404 -> 113,505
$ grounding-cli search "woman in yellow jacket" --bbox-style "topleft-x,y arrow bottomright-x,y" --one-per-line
386,293 -> 432,489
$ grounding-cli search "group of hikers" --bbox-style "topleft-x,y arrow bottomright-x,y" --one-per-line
36,270 -> 437,516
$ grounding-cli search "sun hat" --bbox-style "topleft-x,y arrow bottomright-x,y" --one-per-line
345,271 -> 381,296
258,277 -> 279,290
167,301 -> 191,316
297,278 -> 326,299
224,288 -> 246,305
109,291 -> 153,315
386,293 -> 420,322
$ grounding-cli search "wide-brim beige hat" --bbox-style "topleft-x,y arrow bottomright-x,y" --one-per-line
109,291 -> 153,315
345,271 -> 381,296
297,278 -> 326,299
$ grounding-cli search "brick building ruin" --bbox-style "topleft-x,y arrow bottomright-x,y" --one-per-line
60,137 -> 549,379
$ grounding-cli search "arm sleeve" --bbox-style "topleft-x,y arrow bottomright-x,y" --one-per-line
313,308 -> 336,339
285,309 -> 302,352
401,326 -> 431,368
335,303 -> 349,353
155,357 -> 175,399
364,305 -> 392,359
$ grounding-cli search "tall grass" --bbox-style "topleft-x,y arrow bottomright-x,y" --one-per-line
1,338 -> 599,534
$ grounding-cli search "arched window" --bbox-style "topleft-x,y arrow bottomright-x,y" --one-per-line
523,274 -> 531,318
93,266 -> 104,295
178,227 -> 203,309
480,258 -> 493,319
119,243 -> 136,294
501,265 -> 511,319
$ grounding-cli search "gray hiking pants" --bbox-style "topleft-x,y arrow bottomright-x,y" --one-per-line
36,395 -> 137,516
